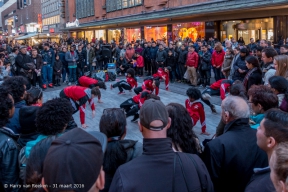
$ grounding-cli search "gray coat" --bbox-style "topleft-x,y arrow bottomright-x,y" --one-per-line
65,51 -> 79,67
156,49 -> 167,63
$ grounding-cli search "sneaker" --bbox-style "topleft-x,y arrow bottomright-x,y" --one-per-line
42,84 -> 47,89
110,84 -> 113,90
118,91 -> 125,94
202,93 -> 211,100
48,83 -> 54,88
68,82 -> 71,86
210,104 -> 217,114
131,113 -> 139,122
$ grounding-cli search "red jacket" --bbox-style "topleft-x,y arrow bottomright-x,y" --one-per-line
78,76 -> 98,88
132,90 -> 151,108
185,99 -> 206,133
127,76 -> 137,88
211,50 -> 225,67
125,48 -> 135,61
142,79 -> 159,96
136,56 -> 144,68
186,51 -> 199,68
153,68 -> 169,90
210,79 -> 231,100
64,86 -> 95,124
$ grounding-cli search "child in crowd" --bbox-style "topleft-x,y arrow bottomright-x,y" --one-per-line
221,48 -> 234,79
134,77 -> 160,96
53,54 -> 62,86
0,59 -> 9,82
26,87 -> 43,107
111,68 -> 137,94
185,87 -> 210,135
153,66 -> 171,91
165,50 -> 176,83
134,52 -> 144,77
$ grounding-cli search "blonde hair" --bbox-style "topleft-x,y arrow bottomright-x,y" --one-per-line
275,55 -> 288,78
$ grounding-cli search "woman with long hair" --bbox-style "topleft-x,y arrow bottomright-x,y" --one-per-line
99,108 -> 142,192
166,103 -> 201,154
268,76 -> 288,112
244,55 -> 263,91
274,55 -> 288,80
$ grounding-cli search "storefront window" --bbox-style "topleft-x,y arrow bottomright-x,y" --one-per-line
108,29 -> 121,44
172,22 -> 205,42
84,31 -> 94,41
95,30 -> 106,41
144,26 -> 167,43
77,31 -> 84,39
220,18 -> 274,43
125,28 -> 141,43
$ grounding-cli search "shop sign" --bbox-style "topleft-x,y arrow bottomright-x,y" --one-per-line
43,26 -> 49,31
66,19 -> 79,28
49,28 -> 55,33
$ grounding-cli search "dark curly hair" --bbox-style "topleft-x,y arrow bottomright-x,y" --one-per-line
26,87 -> 43,106
186,87 -> 201,100
248,85 -> 278,111
262,47 -> 278,59
36,98 -> 73,135
25,136 -> 58,191
2,76 -> 28,103
268,76 -> 288,102
126,68 -> 135,78
230,83 -> 247,100
100,108 -> 127,174
166,103 -> 199,154
0,86 -> 14,127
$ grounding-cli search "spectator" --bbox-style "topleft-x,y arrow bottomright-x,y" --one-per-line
42,128 -> 106,192
109,99 -> 214,192
155,44 -> 167,69
238,37 -> 245,45
165,50 -> 176,83
268,76 -> 288,112
59,47 -> 68,83
232,48 -> 249,81
245,109 -> 288,192
262,47 -> 278,85
135,52 -> 144,77
2,76 -> 28,134
177,44 -> 188,82
15,46 -> 33,78
274,55 -> 288,80
99,108 -> 143,191
85,43 -> 95,72
221,47 -> 234,79
247,85 -> 278,129
203,96 -> 268,192
125,43 -> 135,64
31,49 -> 43,88
243,56 -> 263,91
212,42 -> 225,81
65,46 -> 79,85
149,42 -> 159,75
279,45 -> 288,55
260,39 -> 268,48
41,43 -> 55,89
8,47 -> 18,75
53,54 -> 62,86
247,38 -> 257,52
186,46 -> 199,86
76,45 -> 87,78
166,103 -> 201,154
198,44 -> 211,87
228,47 -> 240,80
0,86 -> 20,190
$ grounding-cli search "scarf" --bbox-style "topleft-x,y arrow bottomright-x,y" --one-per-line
243,67 -> 258,88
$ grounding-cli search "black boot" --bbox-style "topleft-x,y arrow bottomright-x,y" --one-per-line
131,113 -> 139,122
206,78 -> 211,87
57,79 -> 61,86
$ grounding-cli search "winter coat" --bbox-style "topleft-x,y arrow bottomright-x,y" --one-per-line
31,54 -> 44,70
53,60 -> 63,75
65,51 -> 79,68
245,167 -> 275,192
5,100 -> 26,134
222,54 -> 233,76
166,55 -> 176,69
125,48 -> 135,61
232,56 -> 248,81
102,140 -> 143,192
199,51 -> 212,71
156,49 -> 167,63
143,47 -> 151,60
58,51 -> 68,68
178,49 -> 188,64
211,50 -> 225,68
86,47 -> 95,64
8,53 -> 17,65
41,49 -> 55,66
186,51 -> 199,68
76,50 -> 87,69
15,53 -> 32,76
136,56 -> 144,68
203,118 -> 268,192
245,69 -> 262,91
109,138 -> 214,192
149,46 -> 158,60
0,127 -> 20,190
247,43 -> 257,51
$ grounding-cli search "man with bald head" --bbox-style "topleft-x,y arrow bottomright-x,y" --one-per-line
110,99 -> 214,192
203,96 -> 268,192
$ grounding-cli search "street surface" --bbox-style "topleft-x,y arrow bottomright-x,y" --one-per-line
43,77 -> 222,143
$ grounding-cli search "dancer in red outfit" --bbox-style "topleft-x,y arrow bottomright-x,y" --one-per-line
60,86 -> 101,128
111,68 -> 137,94
134,77 -> 160,96
185,87 -> 210,135
153,67 -> 171,91
135,52 -> 144,76
78,76 -> 107,90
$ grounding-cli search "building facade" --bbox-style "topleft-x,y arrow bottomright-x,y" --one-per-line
62,0 -> 288,44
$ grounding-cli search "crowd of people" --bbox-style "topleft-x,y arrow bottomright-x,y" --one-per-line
0,35 -> 288,192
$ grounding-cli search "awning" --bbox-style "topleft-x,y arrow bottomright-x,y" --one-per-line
15,33 -> 37,40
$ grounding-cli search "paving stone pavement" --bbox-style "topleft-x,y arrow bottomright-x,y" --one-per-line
43,77 -> 222,144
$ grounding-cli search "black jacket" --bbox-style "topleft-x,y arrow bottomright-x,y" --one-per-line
178,49 -> 188,64
245,69 -> 262,91
53,60 -> 63,75
109,138 -> 214,192
143,47 -> 151,61
0,128 -> 20,191
15,53 -> 32,76
245,167 -> 275,192
203,118 -> 268,192
199,51 -> 212,71
102,140 -> 142,192
166,55 -> 176,69
233,56 -> 248,81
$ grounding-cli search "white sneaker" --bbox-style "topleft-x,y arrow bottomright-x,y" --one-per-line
68,82 -> 71,86
202,93 -> 211,100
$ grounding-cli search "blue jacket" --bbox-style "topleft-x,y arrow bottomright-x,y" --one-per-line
41,49 -> 55,66
149,46 -> 158,60
59,51 -> 68,67
6,100 -> 26,134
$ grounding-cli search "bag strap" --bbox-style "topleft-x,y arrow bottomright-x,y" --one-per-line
173,153 -> 190,192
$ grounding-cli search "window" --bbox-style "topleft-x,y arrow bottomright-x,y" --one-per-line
106,0 -> 142,12
76,0 -> 94,19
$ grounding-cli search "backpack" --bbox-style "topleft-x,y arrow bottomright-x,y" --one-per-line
107,72 -> 116,81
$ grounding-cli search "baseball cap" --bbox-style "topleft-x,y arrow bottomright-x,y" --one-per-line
42,128 -> 107,192
140,99 -> 169,131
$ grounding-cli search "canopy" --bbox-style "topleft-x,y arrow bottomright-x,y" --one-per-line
15,33 -> 38,40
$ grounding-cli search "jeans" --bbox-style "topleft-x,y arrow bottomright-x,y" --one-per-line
68,68 -> 77,83
42,64 -> 53,85
112,80 -> 131,92
169,71 -> 176,82
213,67 -> 222,81
62,67 -> 68,82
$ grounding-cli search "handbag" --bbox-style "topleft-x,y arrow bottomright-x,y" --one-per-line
183,70 -> 190,80
20,62 -> 36,79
